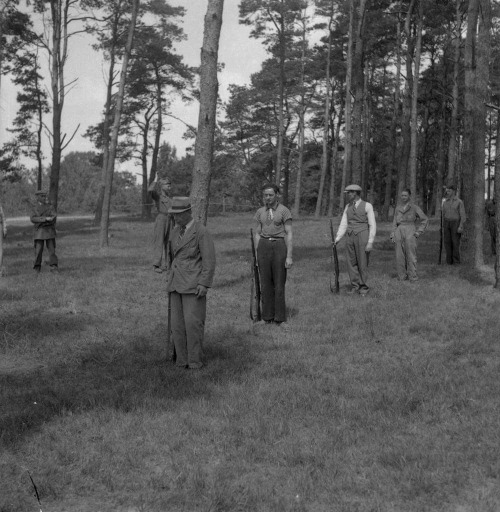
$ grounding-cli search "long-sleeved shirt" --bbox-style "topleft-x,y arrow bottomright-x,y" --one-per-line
442,196 -> 466,228
391,203 -> 428,236
335,199 -> 376,244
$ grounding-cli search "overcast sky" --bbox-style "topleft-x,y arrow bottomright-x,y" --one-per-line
0,1 -> 266,172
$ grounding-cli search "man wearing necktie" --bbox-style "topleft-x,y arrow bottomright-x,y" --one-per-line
166,197 -> 216,369
334,184 -> 377,295
253,183 -> 293,325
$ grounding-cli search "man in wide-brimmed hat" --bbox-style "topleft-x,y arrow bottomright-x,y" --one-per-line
148,177 -> 172,272
166,197 -> 216,369
30,190 -> 58,273
334,184 -> 376,295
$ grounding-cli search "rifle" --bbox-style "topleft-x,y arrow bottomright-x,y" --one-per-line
250,229 -> 262,321
438,207 -> 443,265
165,233 -> 176,363
329,218 -> 340,293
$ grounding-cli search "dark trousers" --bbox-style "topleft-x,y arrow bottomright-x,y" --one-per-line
257,238 -> 287,323
488,216 -> 496,255
443,219 -> 461,264
34,239 -> 58,270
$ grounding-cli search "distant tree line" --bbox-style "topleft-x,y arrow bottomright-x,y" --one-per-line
1,0 -> 499,271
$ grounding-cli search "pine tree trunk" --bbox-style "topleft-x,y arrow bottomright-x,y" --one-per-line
340,3 -> 354,210
382,7 -> 402,221
447,0 -> 462,185
190,0 -> 224,225
315,28 -> 332,218
494,108 -> 500,287
408,0 -> 423,199
100,0 -> 140,248
461,0 -> 491,268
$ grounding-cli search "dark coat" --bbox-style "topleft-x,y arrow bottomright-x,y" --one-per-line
30,202 -> 57,240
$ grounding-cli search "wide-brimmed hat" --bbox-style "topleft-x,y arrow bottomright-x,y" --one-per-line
168,197 -> 191,214
345,184 -> 362,192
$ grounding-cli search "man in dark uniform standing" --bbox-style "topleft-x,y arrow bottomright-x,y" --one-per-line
30,190 -> 58,272
253,183 -> 293,325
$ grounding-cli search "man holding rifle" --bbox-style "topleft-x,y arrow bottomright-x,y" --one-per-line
334,184 -> 376,296
253,184 -> 293,326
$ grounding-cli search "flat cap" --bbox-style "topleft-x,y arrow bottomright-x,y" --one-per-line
168,196 -> 191,214
345,184 -> 362,192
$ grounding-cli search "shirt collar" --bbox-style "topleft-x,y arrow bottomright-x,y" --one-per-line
266,202 -> 279,211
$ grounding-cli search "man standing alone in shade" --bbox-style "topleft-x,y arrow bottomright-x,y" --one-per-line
30,190 -> 58,272
148,177 -> 172,273
442,184 -> 466,264
334,184 -> 376,295
166,197 -> 216,370
253,184 -> 293,325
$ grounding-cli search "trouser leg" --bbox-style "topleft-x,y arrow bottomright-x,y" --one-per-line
489,217 -> 496,255
33,240 -> 44,270
346,231 -> 369,291
271,240 -> 287,322
46,238 -> 58,267
443,220 -> 453,265
170,292 -> 188,367
181,293 -> 207,367
152,215 -> 167,267
394,227 -> 407,280
0,233 -> 4,271
257,240 -> 275,321
404,226 -> 418,280
449,220 -> 461,264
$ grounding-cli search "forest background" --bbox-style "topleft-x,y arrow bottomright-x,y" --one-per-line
0,0 -> 499,270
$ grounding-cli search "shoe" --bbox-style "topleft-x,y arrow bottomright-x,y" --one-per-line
50,265 -> 59,272
154,266 -> 163,273
346,287 -> 358,294
188,363 -> 203,370
359,289 -> 369,296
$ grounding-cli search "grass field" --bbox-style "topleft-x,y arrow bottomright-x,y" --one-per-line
1,213 -> 500,512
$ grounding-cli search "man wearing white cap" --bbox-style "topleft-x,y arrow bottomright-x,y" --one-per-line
166,197 -> 216,369
334,184 -> 376,295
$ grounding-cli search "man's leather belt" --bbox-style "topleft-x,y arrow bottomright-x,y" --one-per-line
262,237 -> 281,241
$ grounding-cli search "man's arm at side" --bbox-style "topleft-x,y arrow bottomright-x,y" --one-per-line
334,207 -> 349,244
284,220 -> 293,268
366,202 -> 377,249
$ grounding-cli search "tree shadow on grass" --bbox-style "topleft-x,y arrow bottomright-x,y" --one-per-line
0,326 -> 258,448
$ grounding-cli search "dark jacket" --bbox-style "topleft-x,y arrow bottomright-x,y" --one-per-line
30,202 -> 57,240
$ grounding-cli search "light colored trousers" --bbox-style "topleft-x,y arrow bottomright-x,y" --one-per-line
170,292 -> 206,367
394,223 -> 417,280
346,230 -> 369,292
